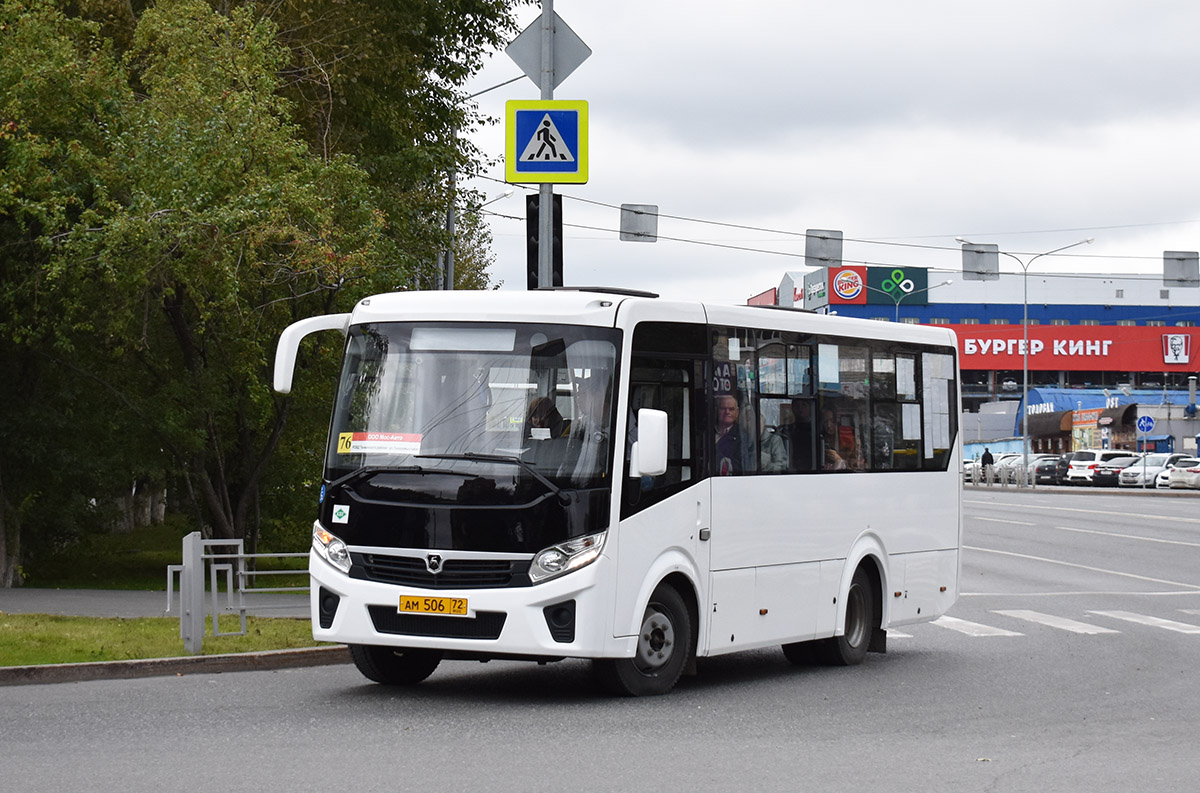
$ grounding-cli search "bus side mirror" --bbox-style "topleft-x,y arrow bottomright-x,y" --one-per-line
273,313 -> 352,394
630,408 -> 669,477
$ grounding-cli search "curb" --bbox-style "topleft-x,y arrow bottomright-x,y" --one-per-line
0,645 -> 350,687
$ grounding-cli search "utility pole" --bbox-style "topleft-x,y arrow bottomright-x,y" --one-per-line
537,0 -> 555,289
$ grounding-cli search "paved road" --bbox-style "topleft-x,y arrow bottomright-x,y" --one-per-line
2,487 -> 1198,792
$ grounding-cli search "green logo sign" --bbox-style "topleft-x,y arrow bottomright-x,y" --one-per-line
866,266 -> 928,305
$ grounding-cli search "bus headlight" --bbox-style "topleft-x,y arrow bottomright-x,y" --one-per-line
530,532 -> 605,584
313,524 -> 352,574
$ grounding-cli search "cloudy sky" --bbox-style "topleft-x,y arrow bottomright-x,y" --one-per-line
461,1 -> 1200,304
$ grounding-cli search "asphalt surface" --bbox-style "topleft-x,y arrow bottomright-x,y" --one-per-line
0,587 -> 347,686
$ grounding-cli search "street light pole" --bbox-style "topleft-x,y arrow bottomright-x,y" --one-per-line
864,279 -> 954,322
441,75 -> 523,290
956,237 -> 1094,486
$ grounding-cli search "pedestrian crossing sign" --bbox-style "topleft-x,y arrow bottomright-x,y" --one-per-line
505,100 -> 588,184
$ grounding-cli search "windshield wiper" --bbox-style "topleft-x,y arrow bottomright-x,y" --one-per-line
415,452 -> 575,505
328,464 -> 427,490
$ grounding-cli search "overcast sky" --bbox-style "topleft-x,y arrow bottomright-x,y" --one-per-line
461,1 -> 1200,304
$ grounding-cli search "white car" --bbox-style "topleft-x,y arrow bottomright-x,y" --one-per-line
1167,458 -> 1200,489
1066,449 -> 1136,485
1119,453 -> 1188,488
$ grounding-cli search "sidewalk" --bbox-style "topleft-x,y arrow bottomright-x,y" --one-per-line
0,588 -> 347,686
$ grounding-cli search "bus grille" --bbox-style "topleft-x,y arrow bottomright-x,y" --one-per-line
368,606 -> 506,640
353,553 -> 527,589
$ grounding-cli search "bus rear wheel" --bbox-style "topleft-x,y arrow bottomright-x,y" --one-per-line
818,566 -> 875,666
349,644 -> 443,685
594,583 -> 691,696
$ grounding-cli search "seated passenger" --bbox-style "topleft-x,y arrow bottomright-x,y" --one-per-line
526,396 -> 567,440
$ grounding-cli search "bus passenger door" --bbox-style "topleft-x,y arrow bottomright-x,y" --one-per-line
614,354 -> 709,646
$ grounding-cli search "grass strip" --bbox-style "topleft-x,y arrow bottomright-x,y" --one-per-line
0,613 -> 325,667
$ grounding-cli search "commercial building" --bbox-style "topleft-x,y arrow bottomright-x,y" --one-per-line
764,265 -> 1200,454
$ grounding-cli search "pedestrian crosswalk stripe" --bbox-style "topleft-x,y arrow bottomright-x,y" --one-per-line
932,615 -> 1023,637
1088,610 -> 1200,634
992,609 -> 1119,635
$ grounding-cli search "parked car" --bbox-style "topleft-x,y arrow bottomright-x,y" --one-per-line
1156,462 -> 1183,489
1065,449 -> 1137,485
1120,453 -> 1189,488
994,453 -> 1056,484
1033,455 -> 1061,485
1092,455 -> 1142,487
967,452 -> 1021,482
1167,458 -> 1200,490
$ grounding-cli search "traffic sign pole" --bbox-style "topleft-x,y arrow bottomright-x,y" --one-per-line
537,0 -> 555,289
1136,414 -> 1156,486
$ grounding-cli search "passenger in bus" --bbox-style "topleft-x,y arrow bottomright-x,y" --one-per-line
525,396 -> 567,439
715,393 -> 742,475
786,399 -> 816,471
821,408 -> 848,470
760,413 -> 787,472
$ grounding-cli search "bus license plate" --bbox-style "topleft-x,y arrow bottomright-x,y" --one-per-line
398,595 -> 468,617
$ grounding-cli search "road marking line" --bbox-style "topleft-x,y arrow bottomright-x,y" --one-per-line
964,545 -> 1200,591
1088,610 -> 1200,634
992,609 -> 1119,634
1177,609 -> 1200,616
1050,525 -> 1200,549
886,630 -> 913,638
932,616 -> 1023,637
964,500 -> 1200,526
975,517 -> 1037,526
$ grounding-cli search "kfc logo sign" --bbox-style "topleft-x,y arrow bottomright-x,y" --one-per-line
1164,334 -> 1191,364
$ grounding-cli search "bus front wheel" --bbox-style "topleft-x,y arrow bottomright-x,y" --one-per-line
594,583 -> 692,696
349,644 -> 443,685
818,566 -> 875,666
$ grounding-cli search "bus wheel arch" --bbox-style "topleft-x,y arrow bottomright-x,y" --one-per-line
595,574 -> 697,696
821,555 -> 884,666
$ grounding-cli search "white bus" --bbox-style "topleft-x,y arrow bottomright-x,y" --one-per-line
274,287 -> 962,695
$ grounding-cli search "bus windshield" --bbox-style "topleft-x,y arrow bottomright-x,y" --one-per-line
325,322 -> 620,491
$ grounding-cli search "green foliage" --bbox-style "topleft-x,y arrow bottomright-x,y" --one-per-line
0,0 -> 521,577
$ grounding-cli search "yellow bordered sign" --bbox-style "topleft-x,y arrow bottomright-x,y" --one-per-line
505,100 -> 589,184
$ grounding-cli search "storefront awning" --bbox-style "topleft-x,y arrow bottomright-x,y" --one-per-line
1098,403 -> 1137,428
1026,409 -> 1073,437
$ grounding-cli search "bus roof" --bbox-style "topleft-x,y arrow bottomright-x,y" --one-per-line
347,288 -> 959,350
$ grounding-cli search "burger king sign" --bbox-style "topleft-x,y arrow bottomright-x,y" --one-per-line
828,266 -> 868,304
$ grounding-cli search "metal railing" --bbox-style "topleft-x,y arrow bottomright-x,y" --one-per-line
968,463 -> 1030,488
167,531 -> 309,654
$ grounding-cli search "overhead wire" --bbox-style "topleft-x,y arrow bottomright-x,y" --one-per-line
472,174 -> 1188,270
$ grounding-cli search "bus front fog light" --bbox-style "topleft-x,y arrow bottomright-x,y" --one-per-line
530,532 -> 606,583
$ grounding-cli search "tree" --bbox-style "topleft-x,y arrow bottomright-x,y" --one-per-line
0,0 -> 521,584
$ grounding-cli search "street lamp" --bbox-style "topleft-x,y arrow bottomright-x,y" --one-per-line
440,76 -> 523,290
955,237 -> 1094,486
864,279 -> 954,322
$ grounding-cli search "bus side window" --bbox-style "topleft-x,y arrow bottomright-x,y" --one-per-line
622,358 -> 702,516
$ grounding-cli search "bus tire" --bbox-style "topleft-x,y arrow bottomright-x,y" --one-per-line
818,566 -> 875,666
349,644 -> 443,685
594,583 -> 691,696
